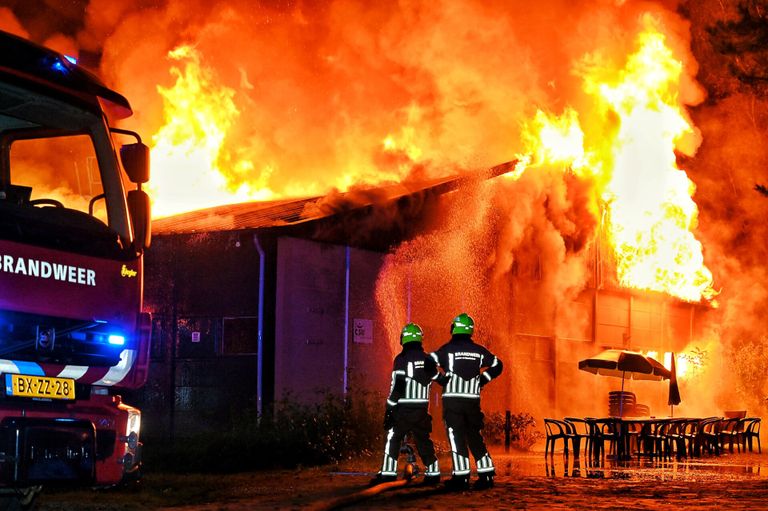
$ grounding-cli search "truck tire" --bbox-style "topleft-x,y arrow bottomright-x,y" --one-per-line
0,486 -> 41,511
0,496 -> 24,511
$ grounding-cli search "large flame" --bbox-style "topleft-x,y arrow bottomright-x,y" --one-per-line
147,45 -> 424,218
147,46 -> 275,218
518,16 -> 716,304
145,13 -> 715,304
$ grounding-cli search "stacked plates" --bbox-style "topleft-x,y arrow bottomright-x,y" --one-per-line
608,391 -> 636,417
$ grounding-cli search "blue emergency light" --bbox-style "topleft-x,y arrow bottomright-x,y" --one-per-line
50,59 -> 68,73
108,334 -> 126,346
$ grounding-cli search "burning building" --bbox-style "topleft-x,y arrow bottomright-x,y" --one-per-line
141,172 -> 482,436
3,1 -> 768,439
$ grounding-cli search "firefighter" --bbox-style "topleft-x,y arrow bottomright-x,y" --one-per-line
430,313 -> 503,490
369,322 -> 441,486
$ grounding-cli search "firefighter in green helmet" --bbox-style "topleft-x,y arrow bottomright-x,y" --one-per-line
369,322 -> 441,486
431,313 -> 503,490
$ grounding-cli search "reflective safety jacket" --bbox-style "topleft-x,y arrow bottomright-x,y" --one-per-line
430,334 -> 503,399
386,342 -> 438,407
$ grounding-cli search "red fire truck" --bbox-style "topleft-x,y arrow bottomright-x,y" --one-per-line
0,30 -> 151,505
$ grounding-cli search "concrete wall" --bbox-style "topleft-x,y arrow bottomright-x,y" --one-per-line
137,230 -> 272,439
274,237 -> 390,405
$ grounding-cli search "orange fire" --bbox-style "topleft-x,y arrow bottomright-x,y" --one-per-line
144,12 -> 716,305
147,46 -> 275,218
646,351 -> 690,378
517,15 -> 716,304
147,44 -> 423,218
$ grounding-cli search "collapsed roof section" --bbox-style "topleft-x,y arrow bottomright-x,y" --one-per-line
151,160 -> 519,251
152,160 -> 518,243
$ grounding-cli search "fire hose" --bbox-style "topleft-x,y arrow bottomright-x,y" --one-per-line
307,442 -> 421,510
305,477 -> 412,511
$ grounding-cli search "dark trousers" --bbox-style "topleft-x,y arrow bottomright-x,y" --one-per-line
386,405 -> 437,466
443,398 -> 494,475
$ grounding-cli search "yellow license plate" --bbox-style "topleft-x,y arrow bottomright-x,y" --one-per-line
5,374 -> 75,400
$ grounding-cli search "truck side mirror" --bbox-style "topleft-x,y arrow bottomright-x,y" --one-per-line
120,143 -> 150,184
127,189 -> 151,251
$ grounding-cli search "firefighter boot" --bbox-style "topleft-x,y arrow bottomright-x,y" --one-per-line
444,474 -> 470,491
473,471 -> 495,490
368,473 -> 397,486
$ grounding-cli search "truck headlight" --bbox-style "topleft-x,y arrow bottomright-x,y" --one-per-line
126,408 -> 141,439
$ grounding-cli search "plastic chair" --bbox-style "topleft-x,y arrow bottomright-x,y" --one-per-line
588,417 -> 620,462
645,419 -> 674,459
544,418 -> 571,457
741,417 -> 761,453
700,417 -> 724,455
564,417 -> 591,459
621,419 -> 646,458
719,418 -> 744,453
681,418 -> 703,457
665,418 -> 688,458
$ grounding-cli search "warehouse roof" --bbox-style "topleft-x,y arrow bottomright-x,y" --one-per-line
151,161 -> 518,235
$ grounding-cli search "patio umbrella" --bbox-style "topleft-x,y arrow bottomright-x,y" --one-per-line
668,352 -> 681,415
579,349 -> 671,416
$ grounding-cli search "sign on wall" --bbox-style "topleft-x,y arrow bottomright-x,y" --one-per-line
353,318 -> 373,344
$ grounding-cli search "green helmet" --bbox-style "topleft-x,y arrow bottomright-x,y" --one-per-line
451,313 -> 474,335
400,323 -> 424,345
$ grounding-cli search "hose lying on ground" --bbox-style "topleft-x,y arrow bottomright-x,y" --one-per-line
305,478 -> 410,511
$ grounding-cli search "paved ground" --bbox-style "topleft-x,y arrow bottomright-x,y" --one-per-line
33,448 -> 768,510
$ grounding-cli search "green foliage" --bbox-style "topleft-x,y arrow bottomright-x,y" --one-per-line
728,335 -> 768,414
483,411 -> 543,450
144,391 -> 383,473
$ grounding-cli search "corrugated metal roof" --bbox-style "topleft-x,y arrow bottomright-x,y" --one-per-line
151,161 -> 518,235
151,196 -> 317,234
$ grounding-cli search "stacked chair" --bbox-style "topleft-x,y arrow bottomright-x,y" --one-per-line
608,391 -> 636,417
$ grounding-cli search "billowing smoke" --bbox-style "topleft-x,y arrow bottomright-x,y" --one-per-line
1,0 -> 686,202
4,0 -> 768,423
682,0 -> 768,417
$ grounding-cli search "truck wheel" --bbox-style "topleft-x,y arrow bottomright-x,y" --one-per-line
0,486 -> 42,511
17,486 -> 41,510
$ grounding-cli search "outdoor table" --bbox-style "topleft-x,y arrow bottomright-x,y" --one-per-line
611,417 -> 704,460
610,417 -> 648,461
619,417 -> 654,458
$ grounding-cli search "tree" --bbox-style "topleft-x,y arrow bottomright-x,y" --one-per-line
706,2 -> 768,96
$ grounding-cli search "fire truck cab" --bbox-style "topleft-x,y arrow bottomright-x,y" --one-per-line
0,30 -> 151,505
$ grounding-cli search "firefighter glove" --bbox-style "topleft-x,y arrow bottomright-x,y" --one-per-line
436,371 -> 452,387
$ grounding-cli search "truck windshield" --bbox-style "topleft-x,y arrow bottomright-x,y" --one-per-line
0,83 -> 128,258
11,133 -> 106,220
